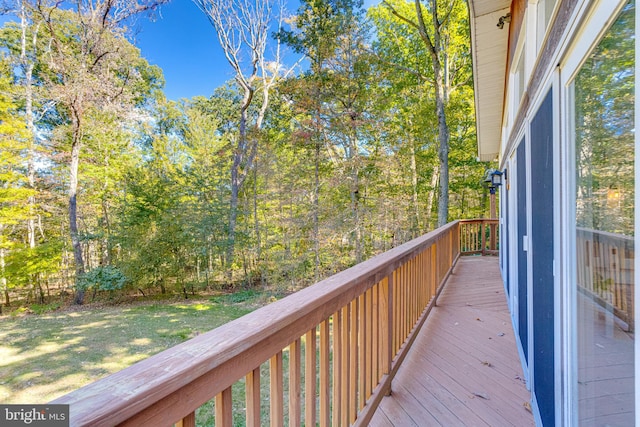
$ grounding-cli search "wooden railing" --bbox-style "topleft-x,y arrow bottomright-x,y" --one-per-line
576,227 -> 634,331
459,219 -> 499,255
53,221 -> 462,426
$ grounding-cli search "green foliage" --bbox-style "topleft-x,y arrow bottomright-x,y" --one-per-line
4,241 -> 64,286
210,289 -> 261,304
0,0 -> 488,304
369,0 -> 487,226
29,302 -> 61,315
77,266 -> 127,292
0,58 -> 31,224
113,96 -> 233,294
0,54 -> 34,298
280,0 -> 365,67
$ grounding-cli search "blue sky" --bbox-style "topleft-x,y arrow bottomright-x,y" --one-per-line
136,0 -> 380,101
135,0 -> 229,101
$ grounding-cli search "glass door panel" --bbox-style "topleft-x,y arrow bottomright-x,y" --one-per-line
573,2 -> 635,424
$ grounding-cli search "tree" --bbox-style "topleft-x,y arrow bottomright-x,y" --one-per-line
0,0 -> 55,299
30,0 -> 167,303
280,0 -> 366,275
179,96 -> 234,284
322,6 -> 375,263
0,57 -> 31,309
17,0 -> 38,253
380,0 -> 469,226
194,0 -> 291,278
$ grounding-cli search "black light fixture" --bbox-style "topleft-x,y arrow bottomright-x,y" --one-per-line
484,169 -> 503,195
490,170 -> 503,187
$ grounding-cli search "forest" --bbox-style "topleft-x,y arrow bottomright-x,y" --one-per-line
0,0 -> 493,311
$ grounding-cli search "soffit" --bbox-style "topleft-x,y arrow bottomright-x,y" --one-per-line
468,0 -> 511,162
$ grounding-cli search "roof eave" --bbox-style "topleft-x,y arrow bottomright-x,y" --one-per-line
469,1 -> 511,162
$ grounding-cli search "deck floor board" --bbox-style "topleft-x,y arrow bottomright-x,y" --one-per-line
369,256 -> 534,426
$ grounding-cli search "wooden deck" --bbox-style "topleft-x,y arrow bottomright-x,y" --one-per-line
369,256 -> 534,426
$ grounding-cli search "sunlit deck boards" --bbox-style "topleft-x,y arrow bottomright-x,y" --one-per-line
369,256 -> 534,426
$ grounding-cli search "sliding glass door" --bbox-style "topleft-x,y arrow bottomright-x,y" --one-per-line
572,1 -> 635,424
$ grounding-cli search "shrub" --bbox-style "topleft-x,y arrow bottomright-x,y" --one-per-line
77,266 -> 128,292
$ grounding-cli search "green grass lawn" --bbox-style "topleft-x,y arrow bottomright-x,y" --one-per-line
0,293 -> 264,405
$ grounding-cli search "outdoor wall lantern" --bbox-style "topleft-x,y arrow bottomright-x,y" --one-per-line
484,169 -> 504,195
484,169 -> 503,186
491,170 -> 503,187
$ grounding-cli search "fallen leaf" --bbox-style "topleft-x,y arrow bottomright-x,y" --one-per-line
476,317 -> 482,322
481,361 -> 492,367
523,402 -> 532,413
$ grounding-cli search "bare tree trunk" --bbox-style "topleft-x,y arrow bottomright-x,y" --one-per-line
351,182 -> 362,263
101,198 -> 111,265
350,141 -> 362,264
228,161 -> 239,271
25,73 -> 36,250
418,0 -> 451,227
20,1 -> 39,293
313,142 -> 320,281
253,160 -> 264,286
435,81 -> 449,227
227,81 -> 256,276
409,139 -> 420,235
70,112 -> 86,304
100,149 -> 112,266
426,166 -> 439,229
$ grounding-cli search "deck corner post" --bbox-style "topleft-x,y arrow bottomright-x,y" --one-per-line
481,220 -> 487,256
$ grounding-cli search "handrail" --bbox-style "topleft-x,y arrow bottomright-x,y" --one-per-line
53,220 -> 462,426
459,219 -> 499,255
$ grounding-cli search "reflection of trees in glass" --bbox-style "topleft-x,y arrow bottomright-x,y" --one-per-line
575,1 -> 635,235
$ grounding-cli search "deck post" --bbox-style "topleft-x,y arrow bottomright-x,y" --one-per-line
481,221 -> 487,255
489,220 -> 497,252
